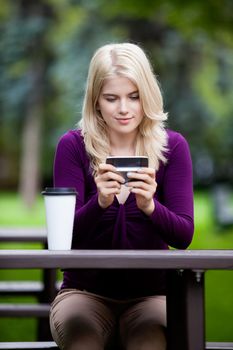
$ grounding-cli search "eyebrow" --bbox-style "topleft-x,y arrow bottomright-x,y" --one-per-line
102,90 -> 139,96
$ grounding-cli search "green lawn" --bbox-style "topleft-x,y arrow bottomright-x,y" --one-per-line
190,190 -> 233,342
0,190 -> 233,341
0,192 -> 46,227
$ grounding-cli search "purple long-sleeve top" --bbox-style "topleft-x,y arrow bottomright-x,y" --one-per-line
54,128 -> 194,299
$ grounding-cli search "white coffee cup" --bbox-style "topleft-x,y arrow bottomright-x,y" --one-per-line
42,187 -> 77,250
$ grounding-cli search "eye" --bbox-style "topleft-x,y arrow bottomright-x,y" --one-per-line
106,97 -> 117,102
130,94 -> 139,100
102,94 -> 117,102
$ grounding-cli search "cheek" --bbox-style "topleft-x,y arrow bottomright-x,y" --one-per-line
132,100 -> 142,112
99,103 -> 115,117
134,103 -> 144,118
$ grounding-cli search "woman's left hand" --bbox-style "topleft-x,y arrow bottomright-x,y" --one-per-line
126,167 -> 157,216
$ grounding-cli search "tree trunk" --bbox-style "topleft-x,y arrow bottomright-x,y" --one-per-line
19,62 -> 44,208
17,0 -> 53,208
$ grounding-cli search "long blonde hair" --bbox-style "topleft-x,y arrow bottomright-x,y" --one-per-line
79,42 -> 168,174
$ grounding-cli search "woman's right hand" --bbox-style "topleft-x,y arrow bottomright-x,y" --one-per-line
95,163 -> 125,208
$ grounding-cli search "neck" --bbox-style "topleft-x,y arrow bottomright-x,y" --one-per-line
110,134 -> 136,156
111,147 -> 135,156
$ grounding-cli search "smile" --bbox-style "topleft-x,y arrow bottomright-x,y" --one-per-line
115,117 -> 134,121
115,118 -> 133,125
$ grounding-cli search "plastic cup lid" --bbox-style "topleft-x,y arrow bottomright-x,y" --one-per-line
41,187 -> 77,196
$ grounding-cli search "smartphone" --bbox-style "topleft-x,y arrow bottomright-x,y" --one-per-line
106,156 -> 149,181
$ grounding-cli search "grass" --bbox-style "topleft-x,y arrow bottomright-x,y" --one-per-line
0,190 -> 233,341
190,190 -> 233,249
0,192 -> 46,227
189,190 -> 233,342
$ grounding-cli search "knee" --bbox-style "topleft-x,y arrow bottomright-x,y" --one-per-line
49,292 -> 115,350
50,311 -> 101,349
65,313 -> 99,337
123,323 -> 167,350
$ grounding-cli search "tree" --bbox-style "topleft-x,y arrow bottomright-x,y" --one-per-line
0,0 -> 55,207
98,0 -> 233,185
0,0 -> 233,197
0,0 -> 119,204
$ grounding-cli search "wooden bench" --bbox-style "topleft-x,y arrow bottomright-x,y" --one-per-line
0,228 -> 58,340
0,228 -> 58,302
0,249 -> 233,350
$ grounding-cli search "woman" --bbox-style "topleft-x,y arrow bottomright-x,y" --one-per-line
50,43 -> 194,350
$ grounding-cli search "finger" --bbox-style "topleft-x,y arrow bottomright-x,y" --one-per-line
96,172 -> 125,185
99,163 -> 118,173
129,187 -> 152,199
100,187 -> 121,196
102,180 -> 122,189
126,172 -> 153,184
96,180 -> 122,193
136,167 -> 156,178
126,181 -> 157,197
97,165 -> 125,183
126,180 -> 151,190
101,171 -> 125,184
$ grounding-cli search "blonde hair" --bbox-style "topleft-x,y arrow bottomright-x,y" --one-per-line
79,42 -> 168,174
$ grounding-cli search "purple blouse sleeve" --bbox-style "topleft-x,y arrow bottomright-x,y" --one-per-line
150,133 -> 194,249
53,131 -> 105,239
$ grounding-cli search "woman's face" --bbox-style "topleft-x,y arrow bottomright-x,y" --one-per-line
97,76 -> 144,137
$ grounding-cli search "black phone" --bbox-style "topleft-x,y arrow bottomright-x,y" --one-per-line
106,156 -> 149,181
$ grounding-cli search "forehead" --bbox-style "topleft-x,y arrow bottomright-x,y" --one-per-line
101,76 -> 138,93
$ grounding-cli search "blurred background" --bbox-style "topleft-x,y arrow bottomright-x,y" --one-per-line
0,0 -> 233,343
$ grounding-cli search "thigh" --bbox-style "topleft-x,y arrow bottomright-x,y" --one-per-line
50,289 -> 116,350
119,296 -> 166,345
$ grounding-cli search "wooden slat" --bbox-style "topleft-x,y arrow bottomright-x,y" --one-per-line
0,281 -> 43,294
0,281 -> 61,295
206,343 -> 233,350
0,342 -> 57,349
0,342 -> 232,350
0,249 -> 233,270
0,304 -> 50,317
0,228 -> 46,243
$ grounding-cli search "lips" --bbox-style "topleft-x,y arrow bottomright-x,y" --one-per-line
115,117 -> 133,121
117,119 -> 130,121
116,117 -> 133,125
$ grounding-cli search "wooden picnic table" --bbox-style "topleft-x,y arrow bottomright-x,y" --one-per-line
0,249 -> 233,350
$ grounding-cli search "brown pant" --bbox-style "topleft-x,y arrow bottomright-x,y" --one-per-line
50,289 -> 167,350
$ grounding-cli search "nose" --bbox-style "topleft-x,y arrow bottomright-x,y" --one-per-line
119,99 -> 128,115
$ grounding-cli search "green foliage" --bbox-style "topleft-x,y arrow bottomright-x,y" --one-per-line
0,0 -> 121,189
190,190 -> 233,249
0,0 -> 233,187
